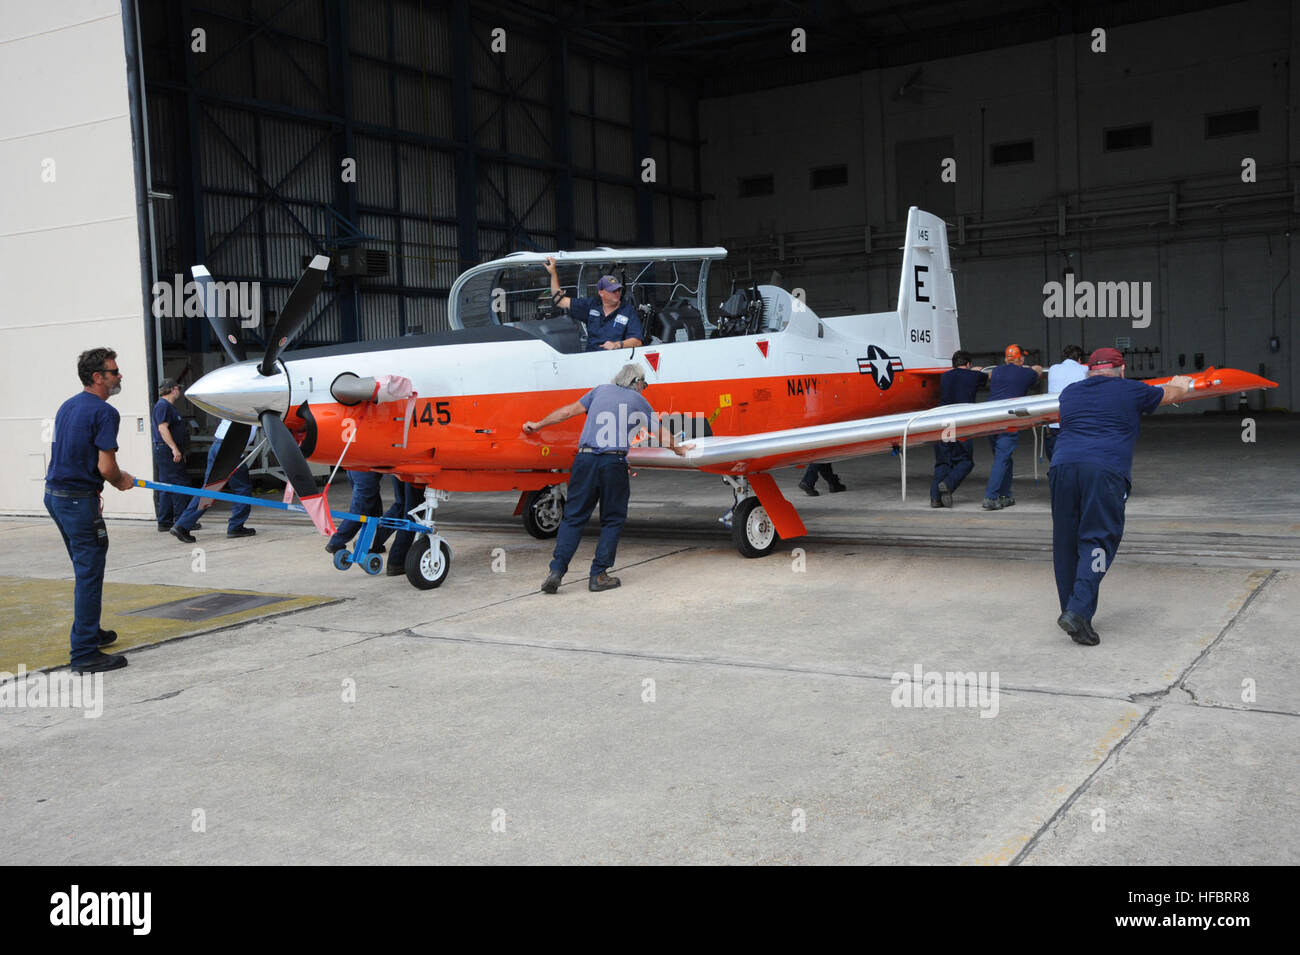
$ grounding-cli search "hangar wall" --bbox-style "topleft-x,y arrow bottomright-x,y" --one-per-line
699,0 -> 1299,411
138,0 -> 703,358
0,1 -> 153,518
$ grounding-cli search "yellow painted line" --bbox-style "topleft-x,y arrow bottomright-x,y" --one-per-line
0,576 -> 335,672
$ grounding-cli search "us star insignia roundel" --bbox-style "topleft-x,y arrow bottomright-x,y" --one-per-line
857,345 -> 905,390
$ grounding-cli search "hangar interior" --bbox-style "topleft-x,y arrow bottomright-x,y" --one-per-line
3,0 -> 1296,513
132,0 -> 1298,416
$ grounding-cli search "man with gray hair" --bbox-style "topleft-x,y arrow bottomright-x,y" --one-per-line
524,363 -> 691,593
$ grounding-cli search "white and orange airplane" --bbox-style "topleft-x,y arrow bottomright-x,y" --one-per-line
182,207 -> 1276,588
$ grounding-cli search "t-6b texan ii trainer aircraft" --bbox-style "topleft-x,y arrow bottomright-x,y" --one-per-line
182,207 -> 1276,588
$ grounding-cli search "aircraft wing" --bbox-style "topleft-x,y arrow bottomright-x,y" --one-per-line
628,367 -> 1277,475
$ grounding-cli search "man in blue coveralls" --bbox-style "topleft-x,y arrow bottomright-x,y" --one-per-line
44,347 -> 136,673
982,344 -> 1044,510
151,378 -> 190,531
524,363 -> 691,593
1050,347 -> 1192,646
931,350 -> 989,508
544,257 -> 644,352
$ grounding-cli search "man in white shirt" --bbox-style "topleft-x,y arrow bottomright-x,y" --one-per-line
1045,345 -> 1088,462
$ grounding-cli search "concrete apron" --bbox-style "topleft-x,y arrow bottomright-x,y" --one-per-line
0,504 -> 1295,863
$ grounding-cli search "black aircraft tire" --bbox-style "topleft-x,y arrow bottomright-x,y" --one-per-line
405,535 -> 451,589
522,486 -> 564,539
732,496 -> 779,558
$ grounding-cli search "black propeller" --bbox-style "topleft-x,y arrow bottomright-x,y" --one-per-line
259,254 -> 330,376
259,410 -> 319,504
191,266 -> 248,364
205,422 -> 253,489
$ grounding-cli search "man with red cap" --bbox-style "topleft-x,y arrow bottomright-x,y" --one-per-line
982,344 -> 1043,510
1049,347 -> 1193,645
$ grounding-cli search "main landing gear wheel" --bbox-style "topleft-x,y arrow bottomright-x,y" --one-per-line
732,496 -> 779,558
405,535 -> 451,589
522,485 -> 564,539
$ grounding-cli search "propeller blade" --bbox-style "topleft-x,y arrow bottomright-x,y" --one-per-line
192,422 -> 251,508
191,266 -> 248,364
259,254 -> 329,376
259,410 -> 335,536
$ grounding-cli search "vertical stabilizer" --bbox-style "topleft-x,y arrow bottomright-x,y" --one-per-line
896,207 -> 960,361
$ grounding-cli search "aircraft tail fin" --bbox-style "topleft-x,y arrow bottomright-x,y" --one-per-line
896,207 -> 960,363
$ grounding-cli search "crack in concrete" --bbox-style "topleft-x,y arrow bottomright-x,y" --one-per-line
1010,704 -> 1159,866
1013,570 -> 1283,866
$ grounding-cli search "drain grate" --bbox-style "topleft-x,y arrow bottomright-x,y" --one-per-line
124,593 -> 292,621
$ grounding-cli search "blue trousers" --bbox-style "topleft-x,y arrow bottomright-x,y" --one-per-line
799,462 -> 840,490
44,491 -> 108,665
387,482 -> 426,569
985,432 -> 1019,499
329,472 -> 401,549
1044,427 -> 1060,462
1050,462 -> 1129,621
175,439 -> 252,532
931,439 -> 974,500
550,453 -> 630,578
153,444 -> 190,526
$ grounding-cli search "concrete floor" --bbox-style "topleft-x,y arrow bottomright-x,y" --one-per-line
1,415 -> 1297,864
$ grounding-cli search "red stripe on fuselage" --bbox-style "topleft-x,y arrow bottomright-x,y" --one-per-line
288,369 -> 944,484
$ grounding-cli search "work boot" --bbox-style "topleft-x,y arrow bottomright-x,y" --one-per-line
930,498 -> 944,508
827,480 -> 847,493
540,573 -> 562,594
800,484 -> 819,497
589,572 -> 621,592
981,498 -> 1001,511
938,481 -> 953,509
97,628 -> 118,647
996,495 -> 1016,509
170,525 -> 196,543
227,526 -> 256,538
72,651 -> 128,673
1057,611 -> 1100,646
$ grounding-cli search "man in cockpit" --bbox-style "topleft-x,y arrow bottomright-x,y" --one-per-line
544,257 -> 644,352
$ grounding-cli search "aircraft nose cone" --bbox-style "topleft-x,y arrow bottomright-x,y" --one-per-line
186,361 -> 289,424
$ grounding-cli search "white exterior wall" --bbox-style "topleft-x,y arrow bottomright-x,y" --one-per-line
0,1 -> 152,517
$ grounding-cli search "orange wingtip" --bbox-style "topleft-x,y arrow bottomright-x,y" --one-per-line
1147,367 -> 1278,400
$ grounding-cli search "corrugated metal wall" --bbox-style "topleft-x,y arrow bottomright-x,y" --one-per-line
141,0 -> 702,350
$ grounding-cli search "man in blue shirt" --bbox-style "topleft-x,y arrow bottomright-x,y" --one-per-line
151,378 -> 190,530
544,257 -> 644,351
44,348 -> 136,673
931,350 -> 989,507
524,363 -> 690,593
982,344 -> 1044,510
1044,345 -> 1088,461
1050,347 -> 1192,646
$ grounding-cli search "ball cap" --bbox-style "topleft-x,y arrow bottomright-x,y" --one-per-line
1087,347 -> 1126,369
596,275 -> 622,292
1004,344 -> 1023,360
